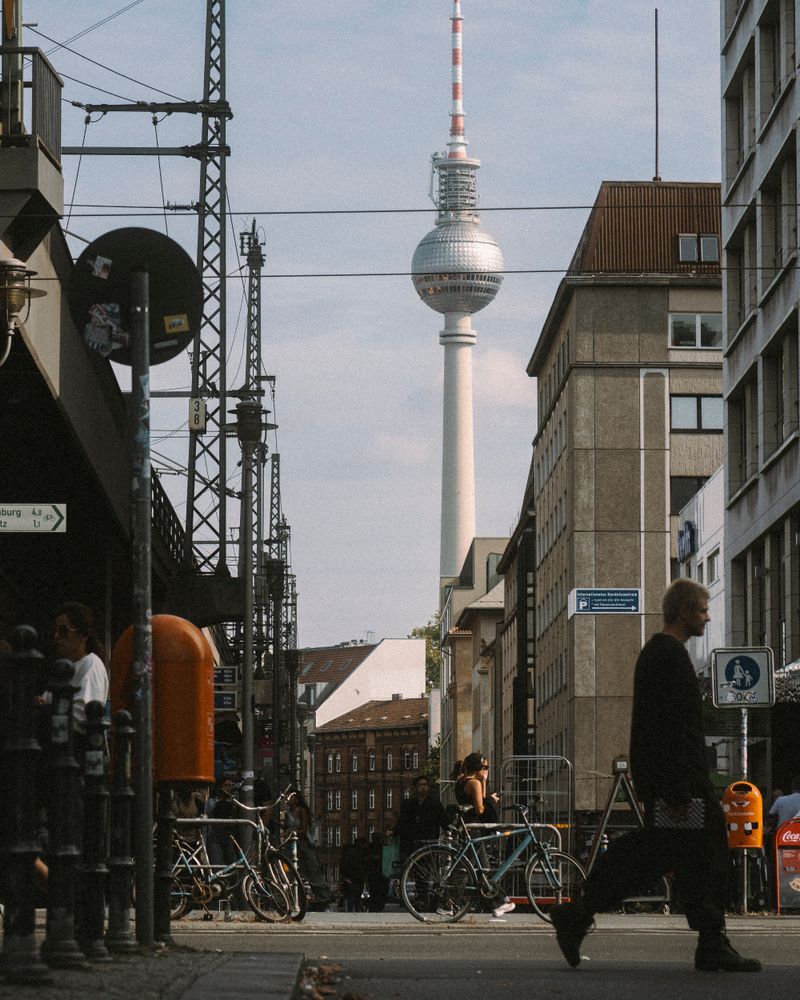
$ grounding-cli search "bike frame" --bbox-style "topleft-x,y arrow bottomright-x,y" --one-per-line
448,807 -> 562,893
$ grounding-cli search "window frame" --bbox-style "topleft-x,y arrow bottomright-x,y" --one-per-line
669,312 -> 723,349
670,394 -> 724,432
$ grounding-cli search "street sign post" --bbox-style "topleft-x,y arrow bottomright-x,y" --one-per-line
711,647 -> 775,786
711,647 -> 775,708
0,504 -> 66,532
568,588 -> 641,616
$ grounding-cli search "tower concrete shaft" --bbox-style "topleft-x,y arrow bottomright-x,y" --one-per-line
440,314 -> 476,577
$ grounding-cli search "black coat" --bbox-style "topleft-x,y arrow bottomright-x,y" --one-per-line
629,632 -> 714,807
394,794 -> 448,854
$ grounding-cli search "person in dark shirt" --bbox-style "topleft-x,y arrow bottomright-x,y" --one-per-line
392,774 -> 448,860
550,579 -> 761,973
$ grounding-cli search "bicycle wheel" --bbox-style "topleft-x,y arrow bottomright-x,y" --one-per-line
169,874 -> 194,920
242,870 -> 292,922
265,851 -> 308,922
524,850 -> 586,922
400,845 -> 476,924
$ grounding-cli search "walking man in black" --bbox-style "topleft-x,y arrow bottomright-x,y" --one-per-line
392,774 -> 448,861
551,579 -> 761,973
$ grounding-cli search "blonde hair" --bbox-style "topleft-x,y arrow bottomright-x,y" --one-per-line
662,579 -> 709,625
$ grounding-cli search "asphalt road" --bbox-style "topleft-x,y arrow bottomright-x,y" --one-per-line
169,912 -> 800,999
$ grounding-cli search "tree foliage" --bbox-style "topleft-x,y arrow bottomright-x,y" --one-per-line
409,613 -> 441,692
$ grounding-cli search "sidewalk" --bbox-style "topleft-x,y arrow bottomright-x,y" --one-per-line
0,946 -> 305,1000
3,908 -> 798,999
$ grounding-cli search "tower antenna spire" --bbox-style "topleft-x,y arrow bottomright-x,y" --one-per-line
448,0 -> 467,159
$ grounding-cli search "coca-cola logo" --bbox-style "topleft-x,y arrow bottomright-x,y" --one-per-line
778,829 -> 800,845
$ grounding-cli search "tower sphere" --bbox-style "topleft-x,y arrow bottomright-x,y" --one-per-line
411,221 -> 504,316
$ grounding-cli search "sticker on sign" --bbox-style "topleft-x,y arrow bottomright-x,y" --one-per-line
711,647 -> 775,708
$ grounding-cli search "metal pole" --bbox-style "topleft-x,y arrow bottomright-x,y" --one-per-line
240,437 -> 255,841
236,398 -> 263,846
740,707 -> 748,779
130,267 -> 154,947
741,706 -> 749,914
653,8 -> 660,181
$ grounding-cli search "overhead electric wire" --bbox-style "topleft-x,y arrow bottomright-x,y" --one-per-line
43,0 -> 146,54
27,26 -> 190,102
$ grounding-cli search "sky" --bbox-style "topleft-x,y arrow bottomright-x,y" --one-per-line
24,0 -> 723,647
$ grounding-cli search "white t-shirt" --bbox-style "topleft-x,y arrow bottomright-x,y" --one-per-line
72,651 -> 109,732
769,792 -> 800,828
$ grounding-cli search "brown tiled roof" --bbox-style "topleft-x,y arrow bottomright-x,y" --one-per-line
299,644 -> 376,685
317,697 -> 429,733
568,181 -> 721,275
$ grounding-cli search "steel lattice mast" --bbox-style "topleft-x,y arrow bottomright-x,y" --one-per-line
185,0 -> 232,573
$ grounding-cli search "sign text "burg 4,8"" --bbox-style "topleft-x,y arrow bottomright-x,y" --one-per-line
711,647 -> 775,708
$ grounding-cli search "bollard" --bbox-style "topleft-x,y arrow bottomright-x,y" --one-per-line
106,710 -> 137,953
41,658 -> 87,969
153,785 -> 176,944
0,626 -> 53,984
76,701 -> 112,961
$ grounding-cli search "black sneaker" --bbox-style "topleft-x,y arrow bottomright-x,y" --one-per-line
695,935 -> 762,972
550,902 -> 592,968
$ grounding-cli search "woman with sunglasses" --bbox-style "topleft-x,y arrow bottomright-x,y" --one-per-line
454,752 -> 515,920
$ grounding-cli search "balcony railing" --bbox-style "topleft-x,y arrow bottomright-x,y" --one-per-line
0,46 -> 63,166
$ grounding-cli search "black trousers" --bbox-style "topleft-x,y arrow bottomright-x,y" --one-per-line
582,799 -> 729,935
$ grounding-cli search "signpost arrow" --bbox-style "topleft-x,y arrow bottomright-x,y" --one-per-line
0,504 -> 67,533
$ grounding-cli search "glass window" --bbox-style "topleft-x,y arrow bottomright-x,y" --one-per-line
326,753 -> 333,773
335,826 -> 341,847
386,751 -> 393,771
708,549 -> 720,583
700,313 -> 723,347
385,789 -> 393,809
413,752 -> 419,769
671,396 -> 723,431
368,788 -> 375,809
351,825 -> 358,843
671,396 -> 699,429
335,790 -> 341,809
670,313 -> 697,347
700,396 -> 723,429
700,235 -> 719,262
335,752 -> 341,772
670,313 -> 723,349
351,752 -> 358,773
351,790 -> 358,810
670,476 -> 708,515
326,791 -> 333,811
697,562 -> 704,584
368,750 -> 375,771
678,234 -> 698,262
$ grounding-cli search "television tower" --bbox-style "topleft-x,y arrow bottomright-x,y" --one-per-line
412,0 -> 504,579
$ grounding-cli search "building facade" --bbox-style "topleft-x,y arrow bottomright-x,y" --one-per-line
527,180 -> 724,812
439,537 -> 507,783
721,0 -> 800,675
311,697 -> 430,887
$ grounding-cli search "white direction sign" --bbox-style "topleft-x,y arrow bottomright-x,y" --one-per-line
0,504 -> 66,533
711,647 -> 775,708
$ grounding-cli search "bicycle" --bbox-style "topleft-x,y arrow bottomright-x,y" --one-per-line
170,816 -> 292,922
231,790 -> 308,922
400,802 -> 585,924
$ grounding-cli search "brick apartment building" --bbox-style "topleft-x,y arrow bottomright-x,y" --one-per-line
311,697 -> 430,884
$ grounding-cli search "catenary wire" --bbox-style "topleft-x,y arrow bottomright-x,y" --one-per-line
27,26 -> 190,102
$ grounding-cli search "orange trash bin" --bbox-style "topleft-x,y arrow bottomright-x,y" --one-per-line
110,614 -> 215,784
722,781 -> 763,849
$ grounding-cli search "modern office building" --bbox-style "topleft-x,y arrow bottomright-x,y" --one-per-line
526,180 -> 724,813
721,0 -> 800,675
